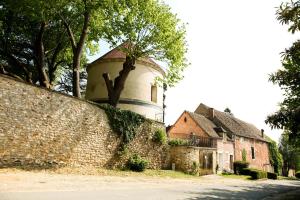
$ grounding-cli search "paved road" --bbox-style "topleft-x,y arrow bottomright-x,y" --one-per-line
1,172 -> 300,200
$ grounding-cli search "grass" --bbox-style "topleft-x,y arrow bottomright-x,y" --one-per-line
0,167 -> 199,179
220,174 -> 251,180
278,176 -> 299,181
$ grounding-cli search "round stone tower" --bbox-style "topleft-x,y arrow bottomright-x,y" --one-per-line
85,47 -> 165,122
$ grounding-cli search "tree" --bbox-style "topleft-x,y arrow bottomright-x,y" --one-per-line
101,0 -> 188,107
224,107 -> 233,116
279,134 -> 298,176
0,0 -> 71,88
58,0 -> 104,98
0,0 -> 101,96
266,0 -> 300,146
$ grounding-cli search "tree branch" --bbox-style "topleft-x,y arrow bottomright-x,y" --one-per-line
76,9 -> 90,58
62,18 -> 76,52
0,64 -> 25,81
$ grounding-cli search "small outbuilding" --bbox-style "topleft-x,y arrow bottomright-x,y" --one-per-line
85,46 -> 165,122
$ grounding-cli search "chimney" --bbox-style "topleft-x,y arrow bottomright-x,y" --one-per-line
208,108 -> 215,119
261,129 -> 264,138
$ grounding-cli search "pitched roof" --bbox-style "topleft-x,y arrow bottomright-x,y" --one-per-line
186,111 -> 221,138
195,103 -> 268,142
89,44 -> 161,69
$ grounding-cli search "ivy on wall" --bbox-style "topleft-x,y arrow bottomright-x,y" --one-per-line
242,149 -> 247,162
268,140 -> 283,174
100,105 -> 145,145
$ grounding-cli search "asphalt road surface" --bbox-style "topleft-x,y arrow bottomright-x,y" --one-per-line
1,171 -> 300,200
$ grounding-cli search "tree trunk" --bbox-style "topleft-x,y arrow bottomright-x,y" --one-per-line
63,11 -> 90,98
72,55 -> 81,97
103,56 -> 136,107
282,161 -> 288,176
35,21 -> 51,88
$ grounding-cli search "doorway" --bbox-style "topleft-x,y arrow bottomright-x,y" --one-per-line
230,155 -> 233,170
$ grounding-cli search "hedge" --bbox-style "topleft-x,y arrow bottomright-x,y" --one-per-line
240,168 -> 251,175
249,169 -> 267,180
233,161 -> 249,175
267,172 -> 278,180
296,171 -> 300,179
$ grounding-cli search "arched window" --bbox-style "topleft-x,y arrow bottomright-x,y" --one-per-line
151,85 -> 157,103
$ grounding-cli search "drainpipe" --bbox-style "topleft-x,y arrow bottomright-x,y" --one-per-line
162,83 -> 167,123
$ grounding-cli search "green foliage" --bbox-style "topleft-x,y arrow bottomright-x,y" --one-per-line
224,107 -> 233,116
240,168 -> 251,175
249,169 -> 267,180
101,0 -> 188,87
0,0 -> 72,86
267,172 -> 278,180
296,153 -> 300,171
127,154 -> 148,172
268,139 -> 283,174
242,149 -> 247,162
189,161 -> 200,176
266,1 -> 300,146
152,129 -> 167,144
101,105 -> 145,145
233,161 -> 249,175
279,134 -> 299,175
168,138 -> 188,146
296,171 -> 300,179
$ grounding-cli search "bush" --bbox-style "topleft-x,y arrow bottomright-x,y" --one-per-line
240,168 -> 251,175
233,161 -> 249,174
168,139 -> 188,146
153,129 -> 167,144
127,154 -> 148,172
249,169 -> 267,180
189,161 -> 200,175
296,171 -> 300,179
267,172 -> 278,180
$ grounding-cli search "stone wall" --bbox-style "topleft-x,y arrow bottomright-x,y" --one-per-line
170,146 -> 199,173
0,75 -> 169,169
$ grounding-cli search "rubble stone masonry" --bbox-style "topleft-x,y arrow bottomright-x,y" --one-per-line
0,75 -> 169,169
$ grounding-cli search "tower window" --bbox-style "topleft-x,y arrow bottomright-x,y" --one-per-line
151,85 -> 157,103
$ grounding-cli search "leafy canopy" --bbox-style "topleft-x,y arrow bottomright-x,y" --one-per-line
101,0 -> 188,87
266,0 -> 300,146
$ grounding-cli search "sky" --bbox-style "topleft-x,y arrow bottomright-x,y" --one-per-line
90,0 -> 299,142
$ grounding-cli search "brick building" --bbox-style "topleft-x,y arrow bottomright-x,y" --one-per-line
168,103 -> 271,173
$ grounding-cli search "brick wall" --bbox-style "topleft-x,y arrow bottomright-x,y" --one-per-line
234,136 -> 270,170
0,75 -> 169,169
168,112 -> 209,139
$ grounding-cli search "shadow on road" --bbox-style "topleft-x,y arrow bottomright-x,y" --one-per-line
185,181 -> 300,200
